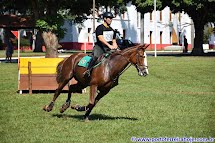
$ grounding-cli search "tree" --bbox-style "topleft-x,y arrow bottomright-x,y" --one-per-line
130,0 -> 215,55
203,24 -> 214,44
31,0 -> 91,57
1,0 -> 127,57
1,0 -> 90,57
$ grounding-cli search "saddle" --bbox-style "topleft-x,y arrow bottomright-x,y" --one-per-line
78,53 -> 111,68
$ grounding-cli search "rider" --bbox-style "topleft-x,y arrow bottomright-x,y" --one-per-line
83,11 -> 118,77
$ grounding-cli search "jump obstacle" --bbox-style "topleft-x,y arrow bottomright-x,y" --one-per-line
18,57 -> 77,94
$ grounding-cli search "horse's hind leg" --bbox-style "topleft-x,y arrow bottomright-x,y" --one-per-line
60,83 -> 84,113
59,91 -> 71,113
43,80 -> 69,112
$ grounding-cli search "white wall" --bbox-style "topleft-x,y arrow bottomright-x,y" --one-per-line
143,6 -> 192,45
60,2 -> 140,44
60,5 -> 215,49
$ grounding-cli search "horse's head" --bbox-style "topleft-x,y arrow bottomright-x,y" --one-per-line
130,44 -> 149,77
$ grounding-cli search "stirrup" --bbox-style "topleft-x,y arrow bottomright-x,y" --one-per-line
83,69 -> 90,77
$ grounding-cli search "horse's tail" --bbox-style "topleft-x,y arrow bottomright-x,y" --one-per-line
56,58 -> 68,83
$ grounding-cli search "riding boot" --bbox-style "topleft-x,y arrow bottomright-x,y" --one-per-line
83,57 -> 97,77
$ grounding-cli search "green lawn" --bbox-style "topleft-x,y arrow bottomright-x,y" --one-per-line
0,50 -> 45,58
0,56 -> 215,143
0,50 -> 92,58
0,50 -> 74,58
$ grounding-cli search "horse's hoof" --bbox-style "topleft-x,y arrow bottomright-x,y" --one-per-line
43,105 -> 52,112
71,104 -> 86,112
60,107 -> 64,113
60,102 -> 70,113
43,105 -> 48,111
71,104 -> 77,110
71,104 -> 80,110
60,106 -> 67,113
84,117 -> 90,122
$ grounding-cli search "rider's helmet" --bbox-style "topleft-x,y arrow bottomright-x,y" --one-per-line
103,12 -> 114,19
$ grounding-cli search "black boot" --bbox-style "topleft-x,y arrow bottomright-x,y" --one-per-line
83,57 -> 96,78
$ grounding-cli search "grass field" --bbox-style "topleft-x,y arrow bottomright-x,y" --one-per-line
0,50 -> 91,59
0,55 -> 215,143
0,50 -> 45,58
0,50 -> 74,58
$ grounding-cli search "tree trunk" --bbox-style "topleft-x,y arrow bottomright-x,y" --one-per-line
191,22 -> 204,55
42,31 -> 59,58
191,14 -> 206,56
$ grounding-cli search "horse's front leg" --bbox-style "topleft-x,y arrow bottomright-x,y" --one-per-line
82,84 -> 97,120
43,80 -> 69,112
84,89 -> 110,121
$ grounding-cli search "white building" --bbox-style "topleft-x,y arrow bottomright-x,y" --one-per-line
59,3 -> 198,51
144,6 -> 194,50
60,2 -> 142,50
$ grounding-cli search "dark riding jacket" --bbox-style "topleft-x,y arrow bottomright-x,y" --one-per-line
94,24 -> 116,54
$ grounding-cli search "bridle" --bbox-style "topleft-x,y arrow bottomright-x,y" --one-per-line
118,47 -> 148,70
112,47 -> 148,80
135,48 -> 148,71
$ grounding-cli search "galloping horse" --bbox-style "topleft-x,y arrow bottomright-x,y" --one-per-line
43,44 -> 149,120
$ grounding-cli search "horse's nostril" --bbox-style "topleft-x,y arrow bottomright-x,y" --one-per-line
143,71 -> 148,76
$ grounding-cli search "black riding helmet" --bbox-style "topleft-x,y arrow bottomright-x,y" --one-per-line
103,12 -> 114,18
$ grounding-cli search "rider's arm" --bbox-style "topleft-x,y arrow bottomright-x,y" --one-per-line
98,35 -> 115,49
112,29 -> 118,49
112,39 -> 118,49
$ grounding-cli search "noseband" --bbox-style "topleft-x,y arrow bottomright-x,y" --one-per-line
135,48 -> 148,71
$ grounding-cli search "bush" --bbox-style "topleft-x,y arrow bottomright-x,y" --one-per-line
13,38 -> 30,46
203,26 -> 214,44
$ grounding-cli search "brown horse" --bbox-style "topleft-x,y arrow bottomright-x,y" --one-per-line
43,44 -> 149,120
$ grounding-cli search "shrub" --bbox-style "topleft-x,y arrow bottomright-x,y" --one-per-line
13,38 -> 30,46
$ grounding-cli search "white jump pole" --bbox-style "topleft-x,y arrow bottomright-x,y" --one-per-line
18,30 -> 22,94
154,0 -> 157,57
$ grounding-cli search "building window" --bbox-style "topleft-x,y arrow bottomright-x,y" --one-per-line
170,11 -> 172,21
88,28 -> 91,42
122,12 -> 125,19
179,32 -> 181,45
160,11 -> 162,21
160,31 -> 163,48
170,32 -> 172,44
150,31 -> 152,48
150,12 -> 152,21
78,27 -> 82,33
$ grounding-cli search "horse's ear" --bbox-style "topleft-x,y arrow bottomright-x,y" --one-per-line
144,44 -> 150,49
138,44 -> 145,48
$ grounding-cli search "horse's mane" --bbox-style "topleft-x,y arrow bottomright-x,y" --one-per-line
110,44 -> 145,58
120,44 -> 142,53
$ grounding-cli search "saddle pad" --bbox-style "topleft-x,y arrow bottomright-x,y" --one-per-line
78,56 -> 92,67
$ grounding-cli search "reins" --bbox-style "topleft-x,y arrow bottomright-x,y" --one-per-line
112,61 -> 132,82
111,49 -> 138,82
111,46 -> 148,81
92,46 -> 147,82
